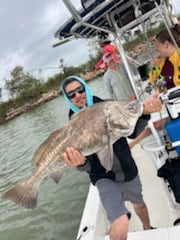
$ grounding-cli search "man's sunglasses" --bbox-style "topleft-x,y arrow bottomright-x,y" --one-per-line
66,85 -> 85,99
105,53 -> 112,59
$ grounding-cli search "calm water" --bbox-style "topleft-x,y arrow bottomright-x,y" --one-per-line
0,77 -> 110,240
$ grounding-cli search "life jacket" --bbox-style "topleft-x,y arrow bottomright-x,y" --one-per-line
149,50 -> 180,87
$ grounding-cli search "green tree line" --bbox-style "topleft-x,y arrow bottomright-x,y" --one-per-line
0,54 -> 100,123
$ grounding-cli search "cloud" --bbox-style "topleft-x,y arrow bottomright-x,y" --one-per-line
0,0 -> 89,90
171,0 -> 180,14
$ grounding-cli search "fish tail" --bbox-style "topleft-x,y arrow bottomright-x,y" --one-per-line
2,177 -> 39,209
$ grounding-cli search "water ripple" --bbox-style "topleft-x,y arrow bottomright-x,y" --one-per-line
0,77 -> 105,240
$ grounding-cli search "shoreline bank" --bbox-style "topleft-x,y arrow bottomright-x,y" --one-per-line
1,69 -> 104,124
1,39 -> 153,125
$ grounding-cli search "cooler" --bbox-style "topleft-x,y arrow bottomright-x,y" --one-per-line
165,118 -> 180,156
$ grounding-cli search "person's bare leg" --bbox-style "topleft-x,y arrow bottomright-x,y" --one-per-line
132,203 -> 152,229
129,128 -> 152,149
109,214 -> 129,240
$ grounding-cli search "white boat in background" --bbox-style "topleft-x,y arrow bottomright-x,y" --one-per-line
53,1 -> 180,239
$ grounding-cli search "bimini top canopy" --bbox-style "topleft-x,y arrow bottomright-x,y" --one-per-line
54,0 -> 162,43
53,0 -> 173,99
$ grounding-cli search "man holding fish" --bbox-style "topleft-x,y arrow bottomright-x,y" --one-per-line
61,75 -> 161,240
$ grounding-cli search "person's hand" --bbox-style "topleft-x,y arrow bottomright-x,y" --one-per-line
128,140 -> 137,149
143,94 -> 162,114
63,147 -> 86,167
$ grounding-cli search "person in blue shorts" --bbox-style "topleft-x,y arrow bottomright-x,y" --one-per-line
61,75 -> 161,240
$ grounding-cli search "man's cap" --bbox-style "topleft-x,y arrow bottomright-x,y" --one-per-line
95,44 -> 120,69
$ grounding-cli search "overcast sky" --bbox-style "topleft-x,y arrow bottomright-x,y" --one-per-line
0,0 -> 180,96
0,0 -> 90,89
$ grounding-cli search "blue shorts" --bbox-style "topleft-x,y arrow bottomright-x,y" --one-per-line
95,175 -> 144,223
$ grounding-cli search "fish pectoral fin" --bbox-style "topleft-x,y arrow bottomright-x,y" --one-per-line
110,122 -> 128,129
107,136 -> 114,172
97,137 -> 114,172
103,116 -> 113,171
51,169 -> 64,184
97,148 -> 113,172
2,177 -> 39,209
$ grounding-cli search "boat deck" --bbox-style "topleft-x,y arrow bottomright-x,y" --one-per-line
77,142 -> 180,239
127,143 -> 180,239
105,226 -> 180,240
128,143 -> 180,230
